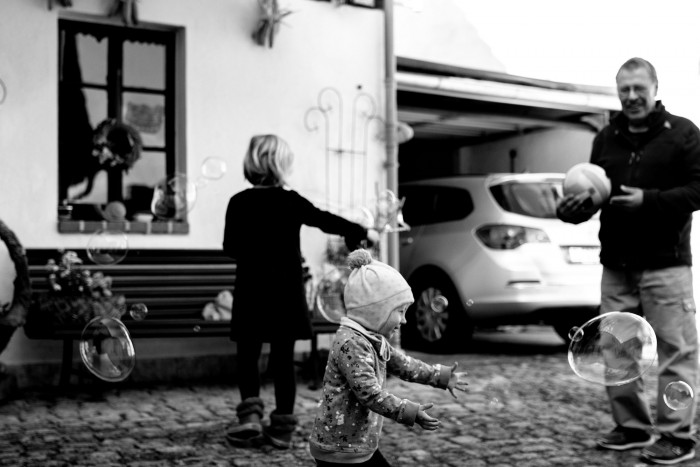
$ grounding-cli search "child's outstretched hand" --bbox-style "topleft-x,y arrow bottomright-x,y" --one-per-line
416,403 -> 440,431
447,361 -> 469,398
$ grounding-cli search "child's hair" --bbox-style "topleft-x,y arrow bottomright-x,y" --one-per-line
243,134 -> 294,186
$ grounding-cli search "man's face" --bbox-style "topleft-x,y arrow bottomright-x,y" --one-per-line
616,67 -> 657,125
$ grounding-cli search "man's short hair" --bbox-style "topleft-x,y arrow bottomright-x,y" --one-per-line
617,57 -> 658,86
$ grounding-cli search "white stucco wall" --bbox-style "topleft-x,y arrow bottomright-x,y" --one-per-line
394,0 -> 505,72
0,0 -> 386,367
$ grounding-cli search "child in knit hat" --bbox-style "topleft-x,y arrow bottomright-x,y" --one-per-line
308,249 -> 469,466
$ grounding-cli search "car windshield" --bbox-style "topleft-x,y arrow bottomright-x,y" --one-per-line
490,180 -> 562,219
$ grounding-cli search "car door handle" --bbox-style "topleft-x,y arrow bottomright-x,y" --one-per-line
401,237 -> 414,246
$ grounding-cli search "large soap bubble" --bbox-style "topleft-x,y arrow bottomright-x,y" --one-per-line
568,311 -> 657,386
315,266 -> 351,323
151,174 -> 197,220
79,317 -> 135,382
370,189 -> 409,233
86,230 -> 129,265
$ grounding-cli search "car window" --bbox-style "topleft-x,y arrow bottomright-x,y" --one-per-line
490,180 -> 562,219
399,185 -> 474,226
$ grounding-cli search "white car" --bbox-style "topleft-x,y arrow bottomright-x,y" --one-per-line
398,173 -> 602,352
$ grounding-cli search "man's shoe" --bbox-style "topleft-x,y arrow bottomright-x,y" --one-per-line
641,436 -> 695,465
596,426 -> 656,451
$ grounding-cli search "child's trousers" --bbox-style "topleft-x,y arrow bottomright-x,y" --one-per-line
236,338 -> 296,414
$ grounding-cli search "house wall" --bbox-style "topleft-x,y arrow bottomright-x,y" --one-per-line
0,0 -> 386,373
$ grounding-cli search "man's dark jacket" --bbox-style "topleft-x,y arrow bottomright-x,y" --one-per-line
591,102 -> 700,270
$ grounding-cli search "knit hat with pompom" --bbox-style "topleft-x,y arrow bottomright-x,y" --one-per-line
343,249 -> 414,333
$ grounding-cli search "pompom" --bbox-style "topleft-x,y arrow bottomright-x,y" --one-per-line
347,249 -> 372,270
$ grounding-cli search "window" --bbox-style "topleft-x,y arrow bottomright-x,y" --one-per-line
58,19 -> 184,233
490,181 -> 562,219
400,186 -> 474,226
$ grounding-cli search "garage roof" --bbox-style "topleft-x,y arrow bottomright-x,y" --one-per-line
396,57 -> 621,143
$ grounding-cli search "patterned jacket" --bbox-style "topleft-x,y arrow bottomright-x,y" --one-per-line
308,318 -> 451,463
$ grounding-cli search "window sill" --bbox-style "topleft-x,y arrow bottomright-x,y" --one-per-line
57,220 -> 189,235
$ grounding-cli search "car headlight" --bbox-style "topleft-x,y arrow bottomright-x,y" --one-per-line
475,224 -> 550,250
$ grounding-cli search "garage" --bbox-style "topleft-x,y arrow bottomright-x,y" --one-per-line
395,57 -> 621,181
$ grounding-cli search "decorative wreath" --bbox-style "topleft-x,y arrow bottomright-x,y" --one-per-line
0,219 -> 30,330
92,119 -> 143,172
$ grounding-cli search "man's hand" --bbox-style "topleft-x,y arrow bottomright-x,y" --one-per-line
609,185 -> 643,211
416,403 -> 440,431
556,192 -> 596,224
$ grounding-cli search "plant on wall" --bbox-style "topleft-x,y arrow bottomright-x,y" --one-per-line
109,0 -> 139,26
252,0 -> 293,48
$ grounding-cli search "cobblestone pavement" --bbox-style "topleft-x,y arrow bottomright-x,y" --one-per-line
2,329 -> 700,467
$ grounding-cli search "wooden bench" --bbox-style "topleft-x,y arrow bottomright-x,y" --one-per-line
23,248 -> 338,387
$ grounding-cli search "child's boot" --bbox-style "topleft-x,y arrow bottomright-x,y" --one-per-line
263,410 -> 297,449
226,397 -> 264,446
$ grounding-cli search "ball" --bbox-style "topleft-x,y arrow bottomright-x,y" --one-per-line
563,163 -> 611,209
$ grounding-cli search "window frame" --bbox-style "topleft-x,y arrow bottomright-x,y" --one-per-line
57,17 -> 185,234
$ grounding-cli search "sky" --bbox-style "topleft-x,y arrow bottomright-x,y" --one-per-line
399,0 -> 700,124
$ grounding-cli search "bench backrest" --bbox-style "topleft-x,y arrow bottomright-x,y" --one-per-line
24,249 -> 236,337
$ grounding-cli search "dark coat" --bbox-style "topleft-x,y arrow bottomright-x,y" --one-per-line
592,102 -> 700,270
222,187 -> 367,342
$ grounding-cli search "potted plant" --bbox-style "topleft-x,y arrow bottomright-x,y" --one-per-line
26,251 -> 126,333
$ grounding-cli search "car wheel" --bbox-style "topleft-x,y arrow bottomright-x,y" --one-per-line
402,274 -> 472,353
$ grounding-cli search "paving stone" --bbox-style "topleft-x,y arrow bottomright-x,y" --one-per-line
3,349 -> 700,466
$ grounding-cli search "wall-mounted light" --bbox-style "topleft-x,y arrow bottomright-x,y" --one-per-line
47,0 -> 73,11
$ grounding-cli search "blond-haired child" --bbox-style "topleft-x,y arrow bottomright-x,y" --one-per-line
223,134 -> 379,448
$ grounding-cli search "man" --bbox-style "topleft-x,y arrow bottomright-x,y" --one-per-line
558,57 -> 700,465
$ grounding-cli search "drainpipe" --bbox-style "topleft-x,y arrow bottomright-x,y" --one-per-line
384,0 -> 399,269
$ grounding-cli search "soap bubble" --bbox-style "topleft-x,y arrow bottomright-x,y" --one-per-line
483,376 -> 511,412
487,397 -> 505,412
86,230 -> 128,265
151,174 -> 197,220
129,303 -> 148,321
568,311 -> 657,386
315,266 -> 351,323
373,189 -> 407,233
568,326 -> 583,342
430,295 -> 448,313
79,317 -> 135,382
200,157 -> 228,181
342,206 -> 375,230
664,381 -> 694,411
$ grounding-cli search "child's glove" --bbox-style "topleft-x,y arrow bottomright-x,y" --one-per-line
447,361 -> 469,398
366,228 -> 380,246
416,403 -> 440,431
